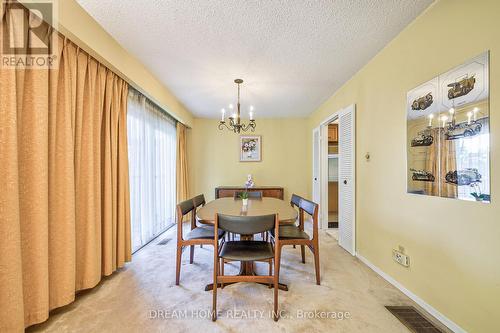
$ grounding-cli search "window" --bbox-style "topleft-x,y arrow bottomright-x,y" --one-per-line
127,89 -> 177,252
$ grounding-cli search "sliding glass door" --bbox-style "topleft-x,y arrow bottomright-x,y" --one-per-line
127,89 -> 177,252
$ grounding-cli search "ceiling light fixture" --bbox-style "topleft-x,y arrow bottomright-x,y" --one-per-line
218,79 -> 256,133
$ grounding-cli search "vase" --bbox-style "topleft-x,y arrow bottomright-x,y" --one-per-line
242,198 -> 248,206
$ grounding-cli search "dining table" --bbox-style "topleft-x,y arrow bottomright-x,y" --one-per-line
197,197 -> 298,291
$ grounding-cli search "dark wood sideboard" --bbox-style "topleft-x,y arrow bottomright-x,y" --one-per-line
215,186 -> 284,200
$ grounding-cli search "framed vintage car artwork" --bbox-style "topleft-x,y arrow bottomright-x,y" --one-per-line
240,135 -> 261,162
406,51 -> 490,203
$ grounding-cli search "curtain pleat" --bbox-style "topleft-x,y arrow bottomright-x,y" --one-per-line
0,2 -> 131,330
176,122 -> 189,204
0,3 -> 26,330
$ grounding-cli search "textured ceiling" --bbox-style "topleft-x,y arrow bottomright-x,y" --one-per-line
77,0 -> 433,118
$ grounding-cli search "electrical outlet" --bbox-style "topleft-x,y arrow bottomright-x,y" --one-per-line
393,249 -> 410,267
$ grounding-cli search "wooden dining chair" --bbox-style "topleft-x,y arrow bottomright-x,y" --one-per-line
212,213 -> 281,321
233,190 -> 263,199
175,198 -> 225,285
272,197 -> 320,285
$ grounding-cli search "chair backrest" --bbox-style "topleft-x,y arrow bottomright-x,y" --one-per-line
299,197 -> 318,217
216,213 -> 275,235
299,197 -> 319,239
178,198 -> 195,216
177,199 -> 195,241
193,194 -> 205,208
234,191 -> 263,199
290,194 -> 301,208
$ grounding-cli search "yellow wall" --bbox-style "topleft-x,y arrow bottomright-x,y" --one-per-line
308,0 -> 500,331
48,0 -> 193,126
189,118 -> 310,201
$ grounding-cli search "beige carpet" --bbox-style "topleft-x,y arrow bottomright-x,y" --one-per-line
27,224 -> 448,333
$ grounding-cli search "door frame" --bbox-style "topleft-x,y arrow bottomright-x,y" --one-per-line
312,127 -> 321,207
314,110 -> 339,230
312,104 -> 356,254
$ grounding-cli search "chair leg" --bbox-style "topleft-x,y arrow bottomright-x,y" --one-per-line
220,258 -> 225,289
312,242 -> 320,285
300,245 -> 306,264
175,244 -> 182,285
273,247 -> 280,321
268,259 -> 273,288
212,259 -> 218,321
275,245 -> 282,279
200,244 -> 203,248
189,245 -> 194,264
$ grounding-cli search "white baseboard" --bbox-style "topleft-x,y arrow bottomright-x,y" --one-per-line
356,254 -> 466,333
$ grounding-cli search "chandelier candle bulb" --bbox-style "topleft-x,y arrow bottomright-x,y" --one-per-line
473,107 -> 478,121
249,111 -> 254,120
467,111 -> 472,125
441,115 -> 448,128
221,109 -> 225,121
428,114 -> 434,127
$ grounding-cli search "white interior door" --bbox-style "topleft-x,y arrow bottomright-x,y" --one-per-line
338,105 -> 356,255
312,127 -> 320,205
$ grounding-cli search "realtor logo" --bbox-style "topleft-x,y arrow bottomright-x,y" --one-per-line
1,0 -> 58,68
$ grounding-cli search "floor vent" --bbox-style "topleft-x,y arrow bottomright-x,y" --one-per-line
157,238 -> 171,245
385,306 -> 444,333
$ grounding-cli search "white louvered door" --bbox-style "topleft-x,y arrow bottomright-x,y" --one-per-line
338,105 -> 356,255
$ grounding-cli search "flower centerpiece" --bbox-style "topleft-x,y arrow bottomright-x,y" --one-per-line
239,191 -> 249,206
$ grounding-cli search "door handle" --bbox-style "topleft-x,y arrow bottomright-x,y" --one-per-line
343,180 -> 347,185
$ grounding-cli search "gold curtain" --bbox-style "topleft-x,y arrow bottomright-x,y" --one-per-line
176,122 -> 189,204
0,3 -> 131,331
425,128 -> 458,198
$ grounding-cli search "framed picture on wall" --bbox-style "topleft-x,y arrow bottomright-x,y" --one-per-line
240,135 -> 261,162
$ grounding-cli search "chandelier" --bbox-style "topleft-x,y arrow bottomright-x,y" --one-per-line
218,79 -> 256,133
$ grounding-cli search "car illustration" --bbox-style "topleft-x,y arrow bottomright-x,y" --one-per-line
411,132 -> 434,147
411,93 -> 433,111
445,121 -> 482,140
447,74 -> 476,100
445,168 -> 482,186
411,169 -> 435,182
